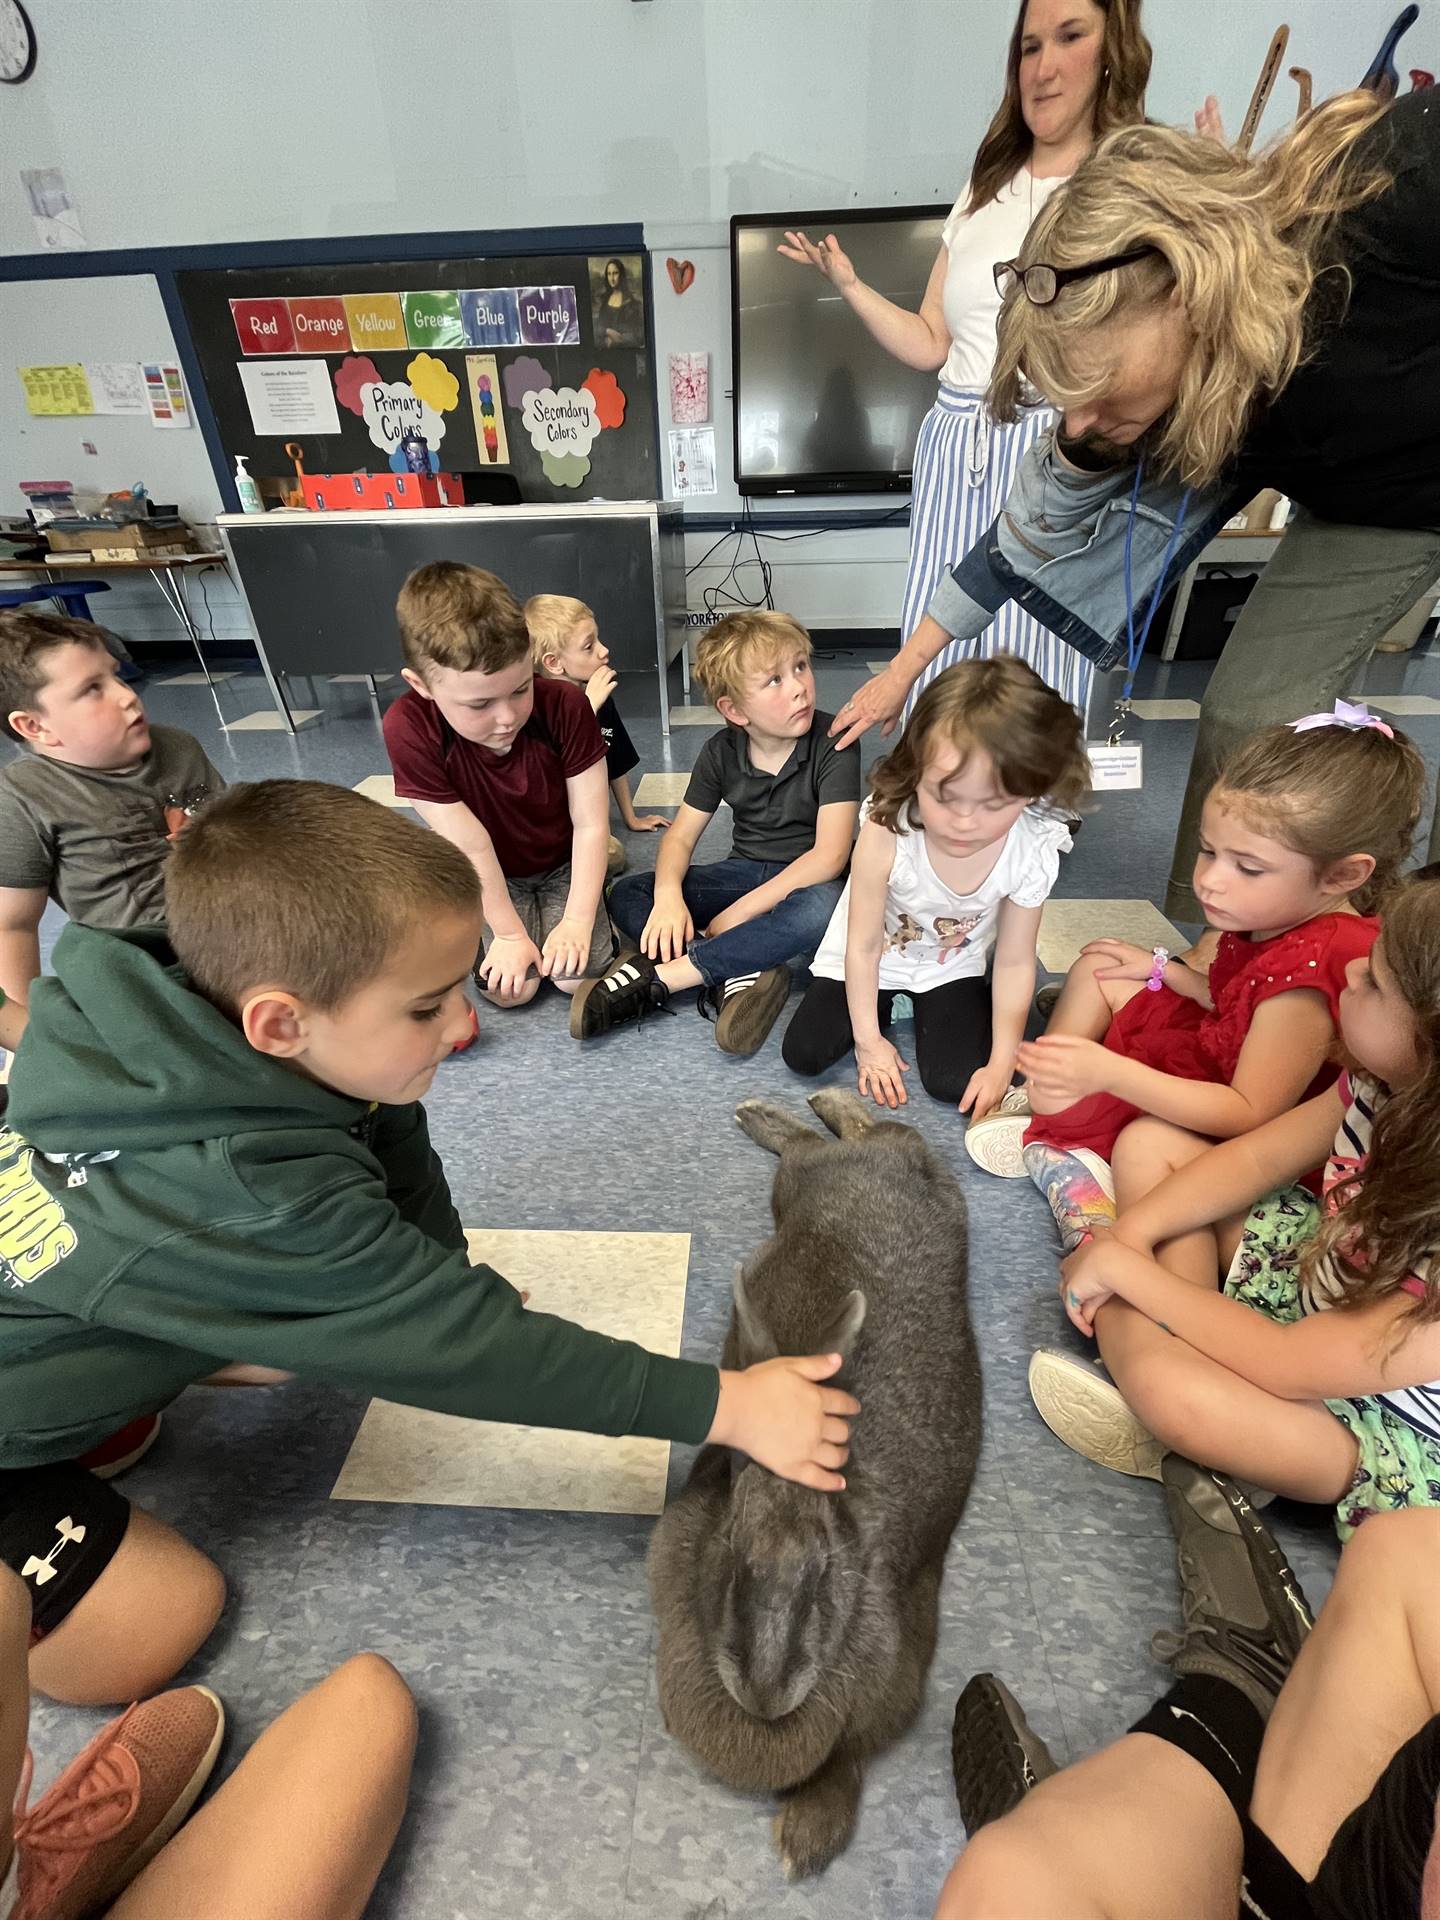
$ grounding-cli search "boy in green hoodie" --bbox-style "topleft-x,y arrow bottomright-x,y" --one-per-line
0,779 -> 857,1710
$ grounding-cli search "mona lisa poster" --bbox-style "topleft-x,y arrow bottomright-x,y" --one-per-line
587,254 -> 646,349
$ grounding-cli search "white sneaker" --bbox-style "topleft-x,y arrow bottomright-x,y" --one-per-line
964,1112 -> 1028,1178
1027,1349 -> 1164,1479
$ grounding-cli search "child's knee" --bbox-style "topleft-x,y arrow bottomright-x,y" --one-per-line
781,1022 -> 828,1077
322,1652 -> 419,1762
937,1824 -> 1084,1920
917,1059 -> 969,1107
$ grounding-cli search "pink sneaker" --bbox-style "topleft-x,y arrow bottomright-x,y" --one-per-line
9,1686 -> 225,1920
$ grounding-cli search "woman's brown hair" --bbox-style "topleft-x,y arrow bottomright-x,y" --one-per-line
1300,871 -> 1440,1327
988,89 -> 1392,486
1211,718 -> 1425,918
868,655 -> 1090,832
966,0 -> 1151,214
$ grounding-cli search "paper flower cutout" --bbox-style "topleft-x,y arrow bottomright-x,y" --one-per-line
540,451 -> 590,488
581,367 -> 626,430
502,355 -> 550,408
334,354 -> 381,417
359,379 -> 445,457
521,386 -> 601,462
405,351 -> 460,414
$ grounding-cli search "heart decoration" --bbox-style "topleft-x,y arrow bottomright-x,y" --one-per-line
666,257 -> 696,296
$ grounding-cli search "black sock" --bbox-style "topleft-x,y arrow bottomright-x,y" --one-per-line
1128,1677 -> 1265,1820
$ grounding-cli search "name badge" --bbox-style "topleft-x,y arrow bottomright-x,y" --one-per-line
1088,743 -> 1143,790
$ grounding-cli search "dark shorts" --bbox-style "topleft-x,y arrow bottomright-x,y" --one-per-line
1241,1713 -> 1440,1919
0,1463 -> 130,1645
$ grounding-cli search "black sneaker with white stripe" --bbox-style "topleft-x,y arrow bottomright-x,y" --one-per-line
569,952 -> 673,1040
700,966 -> 790,1057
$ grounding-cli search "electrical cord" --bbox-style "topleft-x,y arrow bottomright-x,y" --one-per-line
683,504 -> 911,624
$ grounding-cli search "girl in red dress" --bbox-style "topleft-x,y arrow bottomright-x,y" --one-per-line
966,705 -> 1426,1252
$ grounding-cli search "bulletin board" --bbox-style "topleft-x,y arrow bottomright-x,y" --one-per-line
174,248 -> 658,504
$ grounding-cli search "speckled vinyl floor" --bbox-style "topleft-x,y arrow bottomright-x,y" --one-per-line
21,631 -> 1440,1917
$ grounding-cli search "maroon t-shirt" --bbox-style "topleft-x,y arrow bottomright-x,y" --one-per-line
383,675 -> 606,878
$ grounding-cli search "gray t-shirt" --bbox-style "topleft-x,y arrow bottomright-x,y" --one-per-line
683,712 -> 860,863
0,724 -> 223,929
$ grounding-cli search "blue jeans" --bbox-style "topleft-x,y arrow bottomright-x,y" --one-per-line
608,858 -> 844,989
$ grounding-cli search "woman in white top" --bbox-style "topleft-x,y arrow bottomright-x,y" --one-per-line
782,657 -> 1090,1117
780,0 -> 1150,721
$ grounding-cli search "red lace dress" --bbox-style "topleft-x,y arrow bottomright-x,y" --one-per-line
1023,911 -> 1379,1163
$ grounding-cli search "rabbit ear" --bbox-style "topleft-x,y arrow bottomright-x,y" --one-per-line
732,1262 -> 778,1362
817,1289 -> 867,1359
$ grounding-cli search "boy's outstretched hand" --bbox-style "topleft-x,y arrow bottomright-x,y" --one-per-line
709,1354 -> 860,1492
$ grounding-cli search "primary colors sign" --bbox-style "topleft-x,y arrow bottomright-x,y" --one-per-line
230,287 -> 580,356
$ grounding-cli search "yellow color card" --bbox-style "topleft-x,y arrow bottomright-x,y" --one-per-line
341,293 -> 408,352
19,364 -> 94,415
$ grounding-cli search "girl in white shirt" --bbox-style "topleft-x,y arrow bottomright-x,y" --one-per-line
782,0 -> 1151,723
783,656 -> 1090,1113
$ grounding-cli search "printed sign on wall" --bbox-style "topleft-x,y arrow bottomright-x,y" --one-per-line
230,298 -> 296,355
465,354 -> 510,465
342,294 -> 409,353
460,288 -> 521,347
522,385 -> 600,487
517,286 -> 580,346
401,291 -> 465,350
289,297 -> 351,353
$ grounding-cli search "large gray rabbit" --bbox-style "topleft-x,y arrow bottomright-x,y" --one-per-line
648,1088 -> 981,1879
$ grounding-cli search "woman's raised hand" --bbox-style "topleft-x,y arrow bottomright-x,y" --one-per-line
1193,94 -> 1227,143
777,231 -> 858,291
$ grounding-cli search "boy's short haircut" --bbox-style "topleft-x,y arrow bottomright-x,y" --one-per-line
0,609 -> 110,744
396,561 -> 529,678
165,779 -> 481,1013
694,610 -> 812,712
525,593 -> 595,670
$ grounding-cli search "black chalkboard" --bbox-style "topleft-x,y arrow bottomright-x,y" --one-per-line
176,249 -> 657,506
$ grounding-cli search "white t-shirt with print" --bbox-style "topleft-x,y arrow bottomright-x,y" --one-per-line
811,800 -> 1072,994
940,168 -> 1069,391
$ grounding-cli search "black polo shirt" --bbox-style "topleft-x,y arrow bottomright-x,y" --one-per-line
595,695 -> 639,783
683,712 -> 860,863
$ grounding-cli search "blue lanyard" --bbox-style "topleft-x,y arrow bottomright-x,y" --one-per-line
1121,458 -> 1193,704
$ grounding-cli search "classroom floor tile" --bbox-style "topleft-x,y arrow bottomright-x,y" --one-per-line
158,670 -> 242,686
632,772 -> 690,806
1037,898 -> 1183,974
224,707 -> 322,730
1128,697 -> 1201,719
331,1230 -> 689,1516
1360,693 -> 1440,715
665,704 -> 721,726
352,772 -> 405,806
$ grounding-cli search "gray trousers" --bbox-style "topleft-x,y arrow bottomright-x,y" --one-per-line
1166,510 -> 1440,922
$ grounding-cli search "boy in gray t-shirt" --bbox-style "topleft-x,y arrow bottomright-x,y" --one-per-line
0,610 -> 222,1034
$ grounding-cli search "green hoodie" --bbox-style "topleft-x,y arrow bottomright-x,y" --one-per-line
0,925 -> 717,1469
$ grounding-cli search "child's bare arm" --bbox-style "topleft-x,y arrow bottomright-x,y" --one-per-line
610,773 -> 667,833
0,886 -> 46,1017
411,799 -> 537,995
966,898 -> 1043,1117
644,804 -> 711,959
543,761 -> 609,979
843,822 -> 906,1107
705,800 -> 859,933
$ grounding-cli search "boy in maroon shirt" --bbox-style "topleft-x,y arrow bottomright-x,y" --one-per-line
383,563 -> 615,1006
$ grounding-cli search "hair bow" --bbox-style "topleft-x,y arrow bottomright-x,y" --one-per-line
1289,698 -> 1394,740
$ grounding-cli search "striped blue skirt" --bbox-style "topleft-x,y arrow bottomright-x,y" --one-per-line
901,384 -> 1092,720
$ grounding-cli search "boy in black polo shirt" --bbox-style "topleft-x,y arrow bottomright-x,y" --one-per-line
525,593 -> 668,879
574,611 -> 860,1055
383,563 -> 615,1007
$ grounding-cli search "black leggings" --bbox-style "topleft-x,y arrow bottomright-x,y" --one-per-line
781,974 -> 993,1105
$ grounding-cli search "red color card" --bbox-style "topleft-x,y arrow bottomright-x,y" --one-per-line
288,297 -> 351,353
230,298 -> 296,355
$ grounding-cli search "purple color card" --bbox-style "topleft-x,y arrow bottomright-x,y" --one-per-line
517,285 -> 580,346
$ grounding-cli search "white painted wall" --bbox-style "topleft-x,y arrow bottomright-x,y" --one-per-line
4,0 -> 1432,635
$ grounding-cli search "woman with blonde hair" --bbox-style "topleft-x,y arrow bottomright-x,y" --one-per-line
781,0 -> 1151,721
834,88 -> 1440,916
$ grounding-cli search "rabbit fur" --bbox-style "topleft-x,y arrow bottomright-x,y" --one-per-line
648,1088 -> 981,1879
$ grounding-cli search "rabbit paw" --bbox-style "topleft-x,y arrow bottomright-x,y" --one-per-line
773,1757 -> 862,1879
807,1088 -> 879,1140
734,1098 -> 815,1155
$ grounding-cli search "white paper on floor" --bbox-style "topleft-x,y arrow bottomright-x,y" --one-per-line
351,774 -> 405,807
225,709 -> 321,731
1038,898 -> 1183,974
632,772 -> 690,806
331,1228 -> 690,1515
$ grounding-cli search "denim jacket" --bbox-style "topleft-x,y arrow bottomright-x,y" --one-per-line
927,427 -> 1249,672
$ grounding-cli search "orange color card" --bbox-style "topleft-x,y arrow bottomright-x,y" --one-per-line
341,293 -> 408,352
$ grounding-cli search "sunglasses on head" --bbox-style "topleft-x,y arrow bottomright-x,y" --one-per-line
993,246 -> 1158,306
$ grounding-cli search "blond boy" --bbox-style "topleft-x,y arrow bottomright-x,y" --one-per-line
383,563 -> 614,1006
572,611 -> 860,1055
526,594 -> 668,877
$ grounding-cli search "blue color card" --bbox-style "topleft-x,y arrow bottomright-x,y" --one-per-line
460,288 -> 521,348
517,285 -> 580,347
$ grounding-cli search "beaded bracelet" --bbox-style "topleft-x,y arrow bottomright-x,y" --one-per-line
1145,946 -> 1170,993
